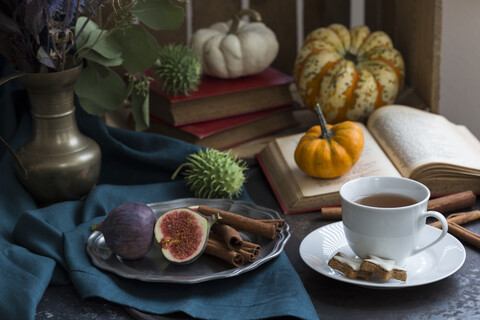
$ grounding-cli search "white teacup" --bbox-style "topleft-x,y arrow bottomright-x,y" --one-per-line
340,176 -> 448,267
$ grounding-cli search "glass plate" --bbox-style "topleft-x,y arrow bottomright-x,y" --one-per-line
86,198 -> 290,284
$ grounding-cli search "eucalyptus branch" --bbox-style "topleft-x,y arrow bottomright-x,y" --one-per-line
73,0 -> 109,43
73,28 -> 114,63
63,0 -> 72,29
42,0 -> 52,26
74,0 -> 81,22
42,0 -> 57,67
73,0 -> 139,62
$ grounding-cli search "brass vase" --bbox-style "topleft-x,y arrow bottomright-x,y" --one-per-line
4,64 -> 102,204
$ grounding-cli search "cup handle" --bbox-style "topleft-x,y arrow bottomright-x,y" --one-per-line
412,211 -> 448,256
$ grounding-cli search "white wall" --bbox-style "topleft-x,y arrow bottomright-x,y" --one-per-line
440,0 -> 480,138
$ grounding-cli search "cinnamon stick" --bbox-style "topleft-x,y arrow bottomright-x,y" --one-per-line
321,207 -> 342,220
258,219 -> 286,231
427,190 -> 476,214
321,190 -> 476,220
242,241 -> 261,253
197,205 -> 278,239
430,210 -> 480,228
211,223 -> 243,251
205,238 -> 245,267
239,248 -> 259,262
241,242 -> 261,258
209,231 -> 262,259
444,222 -> 480,249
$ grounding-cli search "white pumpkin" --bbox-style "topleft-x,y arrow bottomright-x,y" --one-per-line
190,9 -> 279,79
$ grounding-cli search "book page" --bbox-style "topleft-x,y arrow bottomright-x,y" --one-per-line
367,105 -> 480,178
275,123 -> 401,198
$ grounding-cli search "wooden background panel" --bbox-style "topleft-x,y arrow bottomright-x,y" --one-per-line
151,0 -> 351,76
250,0 -> 298,75
365,0 -> 442,112
143,0 -> 441,112
412,0 -> 442,113
365,0 -> 418,106
192,0 -> 241,30
304,0 -> 350,35
150,0 -> 188,47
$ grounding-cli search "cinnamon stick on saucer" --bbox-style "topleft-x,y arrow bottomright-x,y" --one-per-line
197,205 -> 278,239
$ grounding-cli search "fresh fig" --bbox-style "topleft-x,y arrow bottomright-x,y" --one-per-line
154,208 -> 218,264
91,202 -> 157,260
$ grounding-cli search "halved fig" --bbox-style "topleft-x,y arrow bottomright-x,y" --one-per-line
154,208 -> 217,264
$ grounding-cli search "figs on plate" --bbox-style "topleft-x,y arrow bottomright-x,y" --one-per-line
91,202 -> 157,260
154,207 -> 217,264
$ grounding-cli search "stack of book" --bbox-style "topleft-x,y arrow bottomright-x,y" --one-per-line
147,67 -> 298,151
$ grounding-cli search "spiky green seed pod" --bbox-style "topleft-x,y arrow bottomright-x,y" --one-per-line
172,148 -> 248,199
155,44 -> 202,96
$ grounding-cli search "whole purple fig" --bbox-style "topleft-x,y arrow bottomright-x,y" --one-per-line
91,202 -> 157,260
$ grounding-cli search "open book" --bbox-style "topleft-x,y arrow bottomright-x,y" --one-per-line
257,105 -> 480,214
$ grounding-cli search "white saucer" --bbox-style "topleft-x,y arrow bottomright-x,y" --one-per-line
299,221 -> 466,288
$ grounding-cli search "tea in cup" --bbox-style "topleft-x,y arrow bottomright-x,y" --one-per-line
340,176 -> 448,266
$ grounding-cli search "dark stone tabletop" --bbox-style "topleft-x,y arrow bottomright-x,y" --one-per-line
35,164 -> 480,320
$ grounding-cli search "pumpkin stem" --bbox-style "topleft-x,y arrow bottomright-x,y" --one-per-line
314,104 -> 333,140
228,9 -> 262,34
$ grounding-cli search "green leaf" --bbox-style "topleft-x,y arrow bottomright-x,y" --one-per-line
74,62 -> 127,116
84,49 -> 123,67
88,29 -> 123,60
75,17 -> 99,49
113,25 -> 160,74
131,90 -> 150,131
75,18 -> 123,64
131,0 -> 184,31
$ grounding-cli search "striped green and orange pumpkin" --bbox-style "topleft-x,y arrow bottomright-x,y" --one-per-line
294,24 -> 405,123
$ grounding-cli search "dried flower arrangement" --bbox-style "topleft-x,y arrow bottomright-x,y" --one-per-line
0,0 -> 185,130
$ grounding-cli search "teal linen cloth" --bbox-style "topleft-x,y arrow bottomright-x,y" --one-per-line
0,58 -> 318,320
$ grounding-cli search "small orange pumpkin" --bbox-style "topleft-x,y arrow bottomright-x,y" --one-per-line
294,104 -> 364,178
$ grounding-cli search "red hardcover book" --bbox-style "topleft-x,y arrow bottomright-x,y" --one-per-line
148,104 -> 299,150
148,67 -> 294,126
